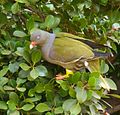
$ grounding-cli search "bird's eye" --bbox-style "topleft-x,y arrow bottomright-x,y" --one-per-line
36,35 -> 41,40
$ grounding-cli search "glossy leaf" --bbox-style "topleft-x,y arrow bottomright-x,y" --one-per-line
21,104 -> 34,111
11,2 -> 20,14
62,99 -> 77,111
75,87 -> 87,103
19,63 -> 31,71
36,103 -> 50,112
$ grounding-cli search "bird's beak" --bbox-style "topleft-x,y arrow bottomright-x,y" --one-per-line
30,41 -> 37,49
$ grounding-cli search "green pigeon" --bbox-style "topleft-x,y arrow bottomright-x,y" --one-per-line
30,29 -> 110,90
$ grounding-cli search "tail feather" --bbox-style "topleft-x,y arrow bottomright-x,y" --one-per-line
93,51 -> 111,58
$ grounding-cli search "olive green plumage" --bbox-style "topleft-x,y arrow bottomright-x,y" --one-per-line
30,29 -> 108,72
30,29 -> 111,90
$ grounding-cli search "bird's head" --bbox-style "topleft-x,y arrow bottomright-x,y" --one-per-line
30,29 -> 50,49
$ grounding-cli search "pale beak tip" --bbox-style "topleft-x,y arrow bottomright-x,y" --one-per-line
30,44 -> 34,49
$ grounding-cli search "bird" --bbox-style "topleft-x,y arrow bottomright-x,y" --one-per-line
30,29 -> 111,90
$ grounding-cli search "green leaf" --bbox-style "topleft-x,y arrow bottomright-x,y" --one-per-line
16,78 -> 26,86
21,104 -> 34,111
0,13 -> 7,27
45,15 -> 55,29
53,17 -> 60,27
9,92 -> 19,104
70,103 -> 81,115
1,49 -> 11,55
75,87 -> 87,103
0,66 -> 8,77
28,88 -> 35,97
105,78 -> 117,90
69,87 -> 76,98
11,2 -> 20,14
16,87 -> 26,92
0,77 -> 8,86
23,50 -> 31,64
36,65 -> 48,77
68,72 -> 80,84
62,99 -> 77,112
100,60 -> 109,74
34,83 -> 45,93
89,105 -> 96,115
54,107 -> 63,114
107,94 -> 120,99
4,85 -> 15,91
30,68 -> 39,79
9,62 -> 19,73
15,0 -> 29,4
7,110 -> 20,115
88,77 -> 97,87
36,103 -> 50,112
87,90 -> 93,100
15,47 -> 24,56
19,63 -> 31,71
13,30 -> 27,38
0,101 -> 8,110
18,70 -> 30,78
26,17 -> 34,31
7,100 -> 16,111
31,50 -> 41,65
56,80 -> 69,91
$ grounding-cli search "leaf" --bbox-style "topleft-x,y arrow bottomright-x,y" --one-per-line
11,2 -> 20,14
54,107 -> 63,114
100,60 -> 109,74
62,99 -> 77,112
0,101 -> 8,110
15,47 -> 24,56
19,63 -> 31,71
35,65 -> 48,77
4,85 -> 15,91
68,72 -> 81,84
0,77 -> 8,86
16,78 -> 26,86
21,104 -> 34,111
30,68 -> 39,79
7,100 -> 16,111
26,17 -> 34,31
23,50 -> 31,64
56,80 -> 69,91
89,105 -> 96,115
53,17 -> 60,27
36,103 -> 50,112
16,87 -> 26,92
1,49 -> 11,55
0,66 -> 8,77
13,30 -> 27,38
9,62 -> 19,73
31,50 -> 41,65
7,110 -> 20,115
69,87 -> 76,98
70,103 -> 81,115
15,0 -> 28,4
34,83 -> 45,93
45,15 -> 55,29
88,77 -> 97,87
107,94 -> 120,99
9,92 -> 19,104
105,78 -> 117,90
75,87 -> 87,103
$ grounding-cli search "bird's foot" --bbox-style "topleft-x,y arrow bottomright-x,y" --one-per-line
56,74 -> 65,80
56,69 -> 73,80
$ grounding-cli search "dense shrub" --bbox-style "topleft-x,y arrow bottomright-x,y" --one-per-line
0,0 -> 120,114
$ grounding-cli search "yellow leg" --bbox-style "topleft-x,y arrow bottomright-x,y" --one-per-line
56,69 -> 73,80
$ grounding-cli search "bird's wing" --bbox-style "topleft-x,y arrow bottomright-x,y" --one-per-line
49,37 -> 94,63
56,32 -> 108,49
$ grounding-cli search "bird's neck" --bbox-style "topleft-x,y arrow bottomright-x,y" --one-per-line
41,33 -> 55,61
